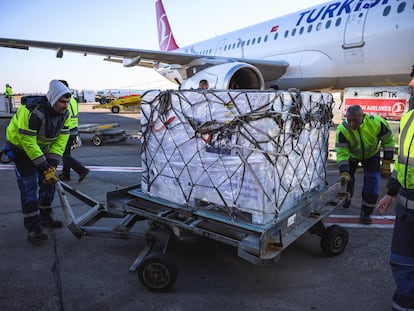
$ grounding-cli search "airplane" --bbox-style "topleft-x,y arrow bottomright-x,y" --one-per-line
0,0 -> 413,91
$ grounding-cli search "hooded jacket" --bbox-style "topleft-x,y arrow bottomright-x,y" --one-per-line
6,80 -> 71,171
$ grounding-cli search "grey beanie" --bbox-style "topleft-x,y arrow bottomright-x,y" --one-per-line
46,79 -> 71,107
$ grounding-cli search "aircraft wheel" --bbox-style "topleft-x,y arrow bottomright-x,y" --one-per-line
320,225 -> 348,256
137,253 -> 177,292
92,135 -> 103,146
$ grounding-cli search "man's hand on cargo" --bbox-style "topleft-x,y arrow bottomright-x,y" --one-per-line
380,159 -> 392,178
338,172 -> 351,185
43,167 -> 58,184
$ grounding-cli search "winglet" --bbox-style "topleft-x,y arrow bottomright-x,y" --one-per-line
156,0 -> 179,51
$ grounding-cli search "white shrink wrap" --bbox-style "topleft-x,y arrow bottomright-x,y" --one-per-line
141,89 -> 333,224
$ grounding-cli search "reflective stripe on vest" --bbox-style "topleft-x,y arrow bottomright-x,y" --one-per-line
398,111 -> 414,167
398,195 -> 414,210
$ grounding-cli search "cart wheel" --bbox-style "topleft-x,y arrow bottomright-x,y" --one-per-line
119,136 -> 127,142
92,135 -> 103,146
137,253 -> 177,292
320,225 -> 348,256
111,106 -> 120,113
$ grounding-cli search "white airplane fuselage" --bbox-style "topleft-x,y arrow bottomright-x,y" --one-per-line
166,0 -> 414,90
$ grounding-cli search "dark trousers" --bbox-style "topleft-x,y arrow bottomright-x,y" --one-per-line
62,135 -> 86,176
347,154 -> 380,213
13,150 -> 55,232
390,199 -> 414,308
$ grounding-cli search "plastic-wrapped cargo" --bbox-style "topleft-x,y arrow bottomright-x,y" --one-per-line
140,89 -> 333,224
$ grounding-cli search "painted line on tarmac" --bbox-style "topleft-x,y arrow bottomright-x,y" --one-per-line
324,214 -> 395,229
0,164 -> 143,172
0,164 -> 398,229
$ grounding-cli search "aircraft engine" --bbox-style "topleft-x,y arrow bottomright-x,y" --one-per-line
180,62 -> 265,90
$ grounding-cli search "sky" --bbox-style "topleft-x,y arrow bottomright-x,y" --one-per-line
0,0 -> 329,94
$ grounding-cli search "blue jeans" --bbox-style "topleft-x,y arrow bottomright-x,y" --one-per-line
13,150 -> 55,232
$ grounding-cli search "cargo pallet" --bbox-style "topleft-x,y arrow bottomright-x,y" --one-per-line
56,180 -> 350,292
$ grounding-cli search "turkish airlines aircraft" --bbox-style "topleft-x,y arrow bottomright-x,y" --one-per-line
0,0 -> 413,90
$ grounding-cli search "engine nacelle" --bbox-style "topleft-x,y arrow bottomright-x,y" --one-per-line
180,62 -> 265,90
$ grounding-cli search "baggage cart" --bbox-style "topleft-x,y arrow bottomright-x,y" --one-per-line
78,123 -> 128,146
56,180 -> 349,292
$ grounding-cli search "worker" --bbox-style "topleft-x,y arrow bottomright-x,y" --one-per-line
58,80 -> 89,182
198,79 -> 209,90
376,66 -> 414,310
335,104 -> 395,224
4,83 -> 13,113
410,65 -> 414,110
5,80 -> 71,242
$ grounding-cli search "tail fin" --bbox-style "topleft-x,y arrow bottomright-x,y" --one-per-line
156,0 -> 179,51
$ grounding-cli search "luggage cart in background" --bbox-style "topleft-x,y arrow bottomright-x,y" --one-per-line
78,123 -> 128,146
56,180 -> 350,292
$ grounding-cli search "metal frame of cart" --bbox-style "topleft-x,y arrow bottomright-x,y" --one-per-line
78,123 -> 128,146
56,181 -> 350,292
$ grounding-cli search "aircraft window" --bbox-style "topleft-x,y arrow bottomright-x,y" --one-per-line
335,17 -> 342,26
258,37 -> 262,44
307,24 -> 313,32
397,2 -> 406,13
299,27 -> 304,34
237,41 -> 241,48
209,49 -> 212,54
252,38 -> 256,45
273,33 -> 278,40
292,28 -> 296,36
383,6 -> 391,16
247,39 -> 250,46
232,43 -> 236,49
264,35 -> 268,42
284,30 -> 289,37
316,22 -> 322,31
241,41 -> 245,47
325,20 -> 331,29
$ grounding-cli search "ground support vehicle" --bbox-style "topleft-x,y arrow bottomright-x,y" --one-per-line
78,123 -> 128,146
92,94 -> 141,113
55,180 -> 349,292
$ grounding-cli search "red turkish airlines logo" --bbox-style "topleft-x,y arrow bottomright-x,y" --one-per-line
391,102 -> 405,115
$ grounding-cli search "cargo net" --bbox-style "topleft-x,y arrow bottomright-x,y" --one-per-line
140,89 -> 333,224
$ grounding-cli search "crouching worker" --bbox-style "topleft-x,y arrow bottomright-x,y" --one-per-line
5,80 -> 71,242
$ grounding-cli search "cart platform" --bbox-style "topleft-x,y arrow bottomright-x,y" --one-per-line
56,180 -> 349,292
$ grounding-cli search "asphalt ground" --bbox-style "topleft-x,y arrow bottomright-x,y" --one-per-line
0,103 -> 397,311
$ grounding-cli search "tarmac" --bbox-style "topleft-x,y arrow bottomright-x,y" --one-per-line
0,103 -> 398,311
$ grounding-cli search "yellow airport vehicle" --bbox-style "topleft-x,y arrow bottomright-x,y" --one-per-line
92,94 -> 141,113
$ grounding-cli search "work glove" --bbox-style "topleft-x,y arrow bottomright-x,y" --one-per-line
380,159 -> 392,178
43,167 -> 58,184
338,172 -> 351,185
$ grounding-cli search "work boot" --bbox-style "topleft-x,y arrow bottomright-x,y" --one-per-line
59,173 -> 71,181
78,168 -> 89,183
343,199 -> 351,209
28,229 -> 48,242
41,215 -> 63,228
360,210 -> 372,225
